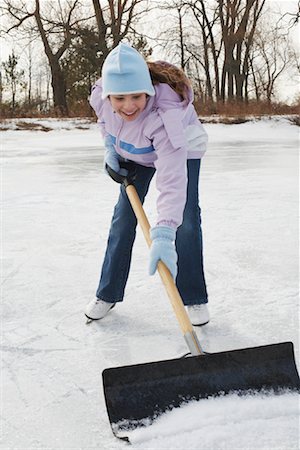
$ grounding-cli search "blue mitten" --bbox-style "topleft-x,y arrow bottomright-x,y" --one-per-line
104,136 -> 128,176
149,226 -> 178,279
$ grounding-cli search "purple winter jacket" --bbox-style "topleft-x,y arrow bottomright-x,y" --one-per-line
89,80 -> 208,229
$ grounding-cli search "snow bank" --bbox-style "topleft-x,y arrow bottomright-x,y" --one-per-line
0,117 -> 95,131
128,392 -> 299,449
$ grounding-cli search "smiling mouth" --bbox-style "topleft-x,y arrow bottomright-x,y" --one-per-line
121,111 -> 138,116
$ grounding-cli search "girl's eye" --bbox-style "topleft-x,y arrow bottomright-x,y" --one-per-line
133,95 -> 141,100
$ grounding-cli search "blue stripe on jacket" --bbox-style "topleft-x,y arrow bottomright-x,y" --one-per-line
109,134 -> 154,155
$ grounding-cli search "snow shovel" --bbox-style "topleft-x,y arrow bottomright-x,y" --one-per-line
103,163 -> 300,441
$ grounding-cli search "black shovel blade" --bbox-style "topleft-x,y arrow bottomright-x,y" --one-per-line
103,342 -> 299,435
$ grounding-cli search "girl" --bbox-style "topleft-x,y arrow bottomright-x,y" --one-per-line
85,42 -> 209,326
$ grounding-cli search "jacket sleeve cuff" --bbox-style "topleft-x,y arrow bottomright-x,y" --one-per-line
156,220 -> 178,230
150,226 -> 176,242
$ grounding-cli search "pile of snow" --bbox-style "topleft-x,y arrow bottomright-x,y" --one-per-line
127,392 -> 299,449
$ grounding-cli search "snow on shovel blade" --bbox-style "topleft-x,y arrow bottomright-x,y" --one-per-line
102,342 -> 300,439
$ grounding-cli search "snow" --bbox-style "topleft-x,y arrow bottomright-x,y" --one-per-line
127,392 -> 299,449
2,117 -> 299,449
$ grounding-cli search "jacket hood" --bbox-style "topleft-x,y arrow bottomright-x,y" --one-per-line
152,83 -> 194,112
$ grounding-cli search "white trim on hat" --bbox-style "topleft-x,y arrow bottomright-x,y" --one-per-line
104,89 -> 155,98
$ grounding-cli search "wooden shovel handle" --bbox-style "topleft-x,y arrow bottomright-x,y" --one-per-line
126,184 -> 201,341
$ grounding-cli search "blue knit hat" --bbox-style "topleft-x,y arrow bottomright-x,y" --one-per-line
101,43 -> 155,99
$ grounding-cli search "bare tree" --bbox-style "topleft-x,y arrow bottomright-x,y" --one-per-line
148,0 -> 192,69
280,0 -> 300,28
218,0 -> 265,102
2,0 -> 150,114
2,0 -> 91,115
250,23 -> 295,103
151,0 -> 266,103
187,0 -> 221,102
22,31 -> 36,107
92,0 -> 150,68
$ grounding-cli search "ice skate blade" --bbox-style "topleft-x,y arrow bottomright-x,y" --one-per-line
85,316 -> 94,325
192,320 -> 209,327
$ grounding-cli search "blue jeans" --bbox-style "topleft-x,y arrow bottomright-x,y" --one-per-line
96,159 -> 208,306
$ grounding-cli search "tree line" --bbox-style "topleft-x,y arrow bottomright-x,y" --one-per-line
1,0 -> 299,117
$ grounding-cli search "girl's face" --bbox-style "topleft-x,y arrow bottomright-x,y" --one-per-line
109,93 -> 147,121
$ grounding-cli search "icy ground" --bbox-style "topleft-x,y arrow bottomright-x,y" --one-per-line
2,117 -> 299,449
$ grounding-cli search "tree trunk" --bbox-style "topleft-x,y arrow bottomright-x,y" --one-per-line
225,45 -> 235,100
92,0 -> 109,64
178,6 -> 185,69
198,0 -> 220,100
12,87 -> 16,110
203,38 -> 213,101
218,0 -> 265,102
221,62 -> 226,102
34,0 -> 73,116
50,60 -> 68,116
0,71 -> 2,104
27,38 -> 32,106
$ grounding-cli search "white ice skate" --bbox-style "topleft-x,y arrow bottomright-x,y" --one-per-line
85,298 -> 116,324
186,304 -> 210,326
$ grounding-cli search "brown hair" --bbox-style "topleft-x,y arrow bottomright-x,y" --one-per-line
147,61 -> 191,100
